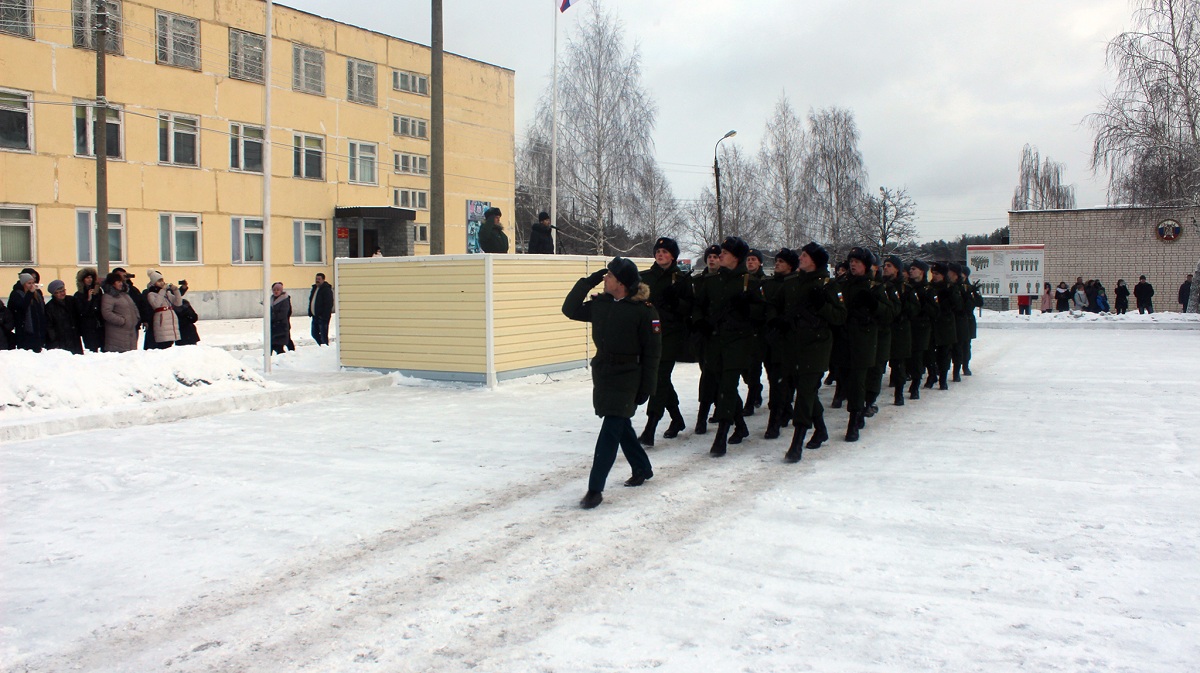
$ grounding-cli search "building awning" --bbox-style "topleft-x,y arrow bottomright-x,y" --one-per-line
334,206 -> 417,221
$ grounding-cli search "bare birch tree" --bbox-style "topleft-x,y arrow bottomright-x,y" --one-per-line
716,143 -> 769,245
622,157 -> 684,252
529,1 -> 656,255
681,189 -> 721,250
1089,0 -> 1200,311
758,94 -> 809,248
1012,144 -> 1077,210
803,107 -> 867,251
856,186 -> 918,257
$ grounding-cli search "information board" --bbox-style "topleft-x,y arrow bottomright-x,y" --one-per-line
966,244 -> 1045,297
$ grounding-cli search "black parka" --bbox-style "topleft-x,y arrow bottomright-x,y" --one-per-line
769,268 -> 847,374
640,262 -> 693,360
691,262 -> 764,371
45,295 -> 83,354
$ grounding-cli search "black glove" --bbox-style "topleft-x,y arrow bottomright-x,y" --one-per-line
809,287 -> 827,309
636,389 -> 650,405
586,269 -> 607,285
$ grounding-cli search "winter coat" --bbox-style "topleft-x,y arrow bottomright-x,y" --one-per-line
477,219 -> 509,253
8,282 -> 46,351
145,285 -> 183,343
930,279 -> 960,347
1084,284 -> 1099,313
768,268 -> 847,374
887,277 -> 919,362
527,222 -> 555,254
834,273 -> 889,369
909,279 -> 938,356
562,277 -> 661,419
964,282 -> 983,339
0,298 -> 13,349
174,299 -> 200,345
1073,288 -> 1088,310
1179,280 -> 1192,309
1055,286 -> 1072,311
100,284 -> 139,352
308,282 -> 334,319
691,262 -> 764,371
1040,290 -> 1053,312
1115,284 -> 1130,310
44,295 -> 83,354
271,293 -> 293,346
1134,281 -> 1154,307
75,268 -> 105,351
639,262 -> 693,360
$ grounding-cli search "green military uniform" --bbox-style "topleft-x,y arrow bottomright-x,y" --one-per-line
761,269 -> 792,433
950,274 -> 971,381
929,273 -> 961,389
779,268 -> 846,440
477,218 -> 509,253
864,274 -> 898,412
639,261 -> 694,440
741,266 -> 768,412
692,262 -> 763,427
907,271 -> 938,397
690,266 -> 719,430
961,273 -> 983,375
886,275 -> 918,404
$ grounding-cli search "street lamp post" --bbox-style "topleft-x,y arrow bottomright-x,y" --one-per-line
714,129 -> 736,239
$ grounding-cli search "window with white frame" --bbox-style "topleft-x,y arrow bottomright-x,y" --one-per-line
0,0 -> 32,38
293,220 -> 324,264
230,122 -> 263,172
156,11 -> 199,69
393,152 -> 428,175
75,209 -> 125,265
1,206 -> 34,264
292,44 -> 324,95
392,69 -> 428,95
392,115 -> 427,139
346,58 -> 376,106
413,223 -> 429,244
293,133 -> 323,179
231,216 -> 263,264
159,112 -> 198,166
72,0 -> 122,53
229,29 -> 265,83
159,213 -> 201,263
1,88 -> 32,151
348,141 -> 376,184
393,188 -> 428,210
75,102 -> 123,159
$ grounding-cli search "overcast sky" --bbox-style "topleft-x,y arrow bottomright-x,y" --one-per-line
283,0 -> 1133,242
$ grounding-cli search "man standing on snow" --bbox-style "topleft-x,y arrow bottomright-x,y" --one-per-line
308,273 -> 334,345
1179,274 -> 1193,312
562,258 -> 661,510
1134,275 -> 1155,314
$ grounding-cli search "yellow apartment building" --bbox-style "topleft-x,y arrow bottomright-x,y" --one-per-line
0,0 -> 515,317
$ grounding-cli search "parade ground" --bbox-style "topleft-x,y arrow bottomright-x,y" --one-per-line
3,321 -> 1198,672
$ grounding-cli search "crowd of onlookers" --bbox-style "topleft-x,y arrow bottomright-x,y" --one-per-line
1,267 -> 200,354
1026,274 -> 1193,315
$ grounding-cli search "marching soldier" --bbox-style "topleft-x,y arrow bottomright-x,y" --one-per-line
761,248 -> 798,440
742,249 -> 768,416
947,263 -> 971,382
691,237 -> 762,456
906,260 -> 937,400
638,237 -> 693,446
927,261 -> 961,390
864,253 -> 897,418
562,258 -> 662,509
692,243 -> 722,434
882,255 -> 918,406
960,265 -> 983,376
840,247 -> 889,441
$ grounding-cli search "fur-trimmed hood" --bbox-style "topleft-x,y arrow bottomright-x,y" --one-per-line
76,267 -> 98,294
630,282 -> 650,303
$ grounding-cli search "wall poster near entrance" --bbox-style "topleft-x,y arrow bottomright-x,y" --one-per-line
465,200 -> 491,253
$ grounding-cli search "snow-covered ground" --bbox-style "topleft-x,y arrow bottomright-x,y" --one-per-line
2,319 -> 1199,672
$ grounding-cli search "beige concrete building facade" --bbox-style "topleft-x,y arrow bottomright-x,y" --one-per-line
0,0 -> 514,317
1009,206 -> 1200,308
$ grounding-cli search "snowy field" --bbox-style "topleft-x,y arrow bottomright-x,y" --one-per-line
2,318 -> 1199,672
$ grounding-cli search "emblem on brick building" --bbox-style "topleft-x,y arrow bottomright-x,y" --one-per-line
1156,219 -> 1182,241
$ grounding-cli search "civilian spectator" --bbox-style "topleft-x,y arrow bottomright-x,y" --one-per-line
144,270 -> 183,348
101,272 -> 139,352
74,268 -> 104,351
1134,275 -> 1155,314
8,271 -> 46,352
44,279 -> 83,354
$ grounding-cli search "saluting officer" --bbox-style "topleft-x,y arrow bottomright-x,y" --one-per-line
905,259 -> 937,400
562,258 -> 662,509
638,237 -> 693,446
691,236 -> 762,456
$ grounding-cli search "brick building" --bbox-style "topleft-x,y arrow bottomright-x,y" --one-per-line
1009,206 -> 1200,309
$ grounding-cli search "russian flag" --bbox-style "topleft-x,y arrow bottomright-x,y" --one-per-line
560,0 -> 572,11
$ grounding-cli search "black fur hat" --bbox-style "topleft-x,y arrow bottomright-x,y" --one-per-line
720,236 -> 750,261
931,261 -> 949,275
801,241 -> 829,269
909,259 -> 930,274
654,237 -> 680,261
747,248 -> 764,264
774,248 -> 800,271
484,207 -> 502,220
538,211 -> 550,221
704,243 -> 722,259
847,246 -> 874,267
884,255 -> 904,271
607,257 -> 640,291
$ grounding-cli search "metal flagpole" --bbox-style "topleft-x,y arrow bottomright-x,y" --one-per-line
262,0 -> 273,374
550,0 -> 559,251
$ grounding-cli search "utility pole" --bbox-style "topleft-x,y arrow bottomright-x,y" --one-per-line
94,0 -> 110,276
429,0 -> 445,254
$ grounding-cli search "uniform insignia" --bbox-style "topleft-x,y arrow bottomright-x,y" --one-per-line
837,291 -> 844,303
651,319 -> 661,334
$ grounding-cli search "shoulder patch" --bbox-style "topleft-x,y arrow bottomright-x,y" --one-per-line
651,319 -> 661,334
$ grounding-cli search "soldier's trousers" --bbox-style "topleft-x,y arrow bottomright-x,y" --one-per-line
935,344 -> 952,377
843,366 -> 868,412
701,357 -> 745,423
866,363 -> 885,404
963,338 -> 973,368
589,416 -> 652,492
889,358 -> 907,388
742,359 -> 764,403
791,371 -> 824,429
766,361 -> 794,414
951,340 -> 964,370
647,357 -> 679,417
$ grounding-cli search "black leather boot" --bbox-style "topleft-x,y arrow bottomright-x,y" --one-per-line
963,364 -> 972,376
784,427 -> 807,462
805,415 -> 829,449
638,412 -> 661,447
710,421 -> 730,456
729,416 -> 750,444
909,378 -> 920,400
742,398 -> 756,416
924,370 -> 937,389
894,386 -> 905,406
831,385 -> 845,409
663,405 -> 686,439
939,371 -> 949,390
845,412 -> 860,442
695,405 -> 710,435
580,490 -> 603,509
764,408 -> 782,439
952,365 -> 962,383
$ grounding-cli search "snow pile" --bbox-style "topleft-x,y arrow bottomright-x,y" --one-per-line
978,308 -> 1200,325
0,346 -> 268,415
234,344 -> 341,374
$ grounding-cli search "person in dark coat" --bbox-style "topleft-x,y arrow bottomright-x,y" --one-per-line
691,237 -> 763,456
1179,274 -> 1193,312
44,279 -> 83,354
906,260 -> 937,400
740,249 -> 768,416
947,264 -> 972,381
0,296 -> 14,350
960,265 -> 983,375
637,237 -> 693,446
477,207 -> 509,253
562,257 -> 662,510
1054,281 -> 1072,312
8,271 -> 46,352
527,211 -> 555,254
882,256 -> 917,407
690,243 -> 722,433
761,248 -> 797,440
1114,279 -> 1130,314
270,282 -> 295,354
864,254 -> 898,418
308,272 -> 334,345
74,268 -> 104,351
927,262 -> 961,390
173,281 -> 201,346
837,248 -> 890,441
1134,275 -> 1155,314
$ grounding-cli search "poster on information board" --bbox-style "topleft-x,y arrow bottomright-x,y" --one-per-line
465,200 -> 491,253
966,244 -> 1045,297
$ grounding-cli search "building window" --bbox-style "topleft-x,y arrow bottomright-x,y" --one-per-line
293,133 -> 323,180
393,152 -> 428,175
231,216 -> 263,264
293,220 -> 324,264
72,0 -> 122,53
76,209 -> 125,265
413,223 -> 429,244
230,122 -> 263,173
0,89 -> 32,152
1,206 -> 34,264
346,58 -> 376,106
393,188 -> 428,210
159,213 -> 201,263
229,29 -> 265,83
75,103 -> 123,159
292,44 -> 324,95
159,112 -> 198,166
0,0 -> 32,38
348,141 -> 377,184
392,69 -> 428,95
156,11 -> 200,70
393,115 -> 427,139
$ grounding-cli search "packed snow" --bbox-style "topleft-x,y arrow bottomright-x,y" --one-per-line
1,317 -> 1198,672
